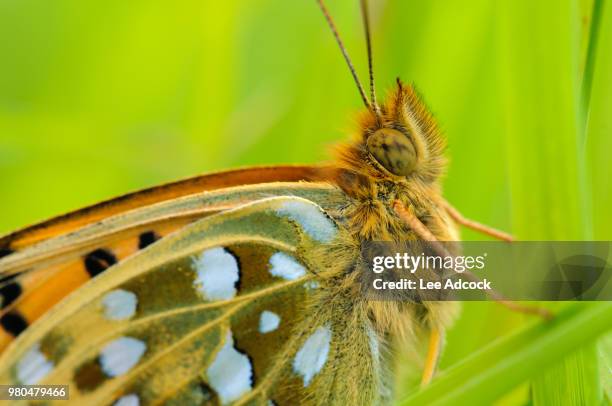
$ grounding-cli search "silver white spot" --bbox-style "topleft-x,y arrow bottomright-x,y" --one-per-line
269,252 -> 306,280
207,332 -> 253,405
114,394 -> 140,406
16,343 -> 54,384
193,247 -> 239,301
102,289 -> 138,321
293,325 -> 332,387
258,311 -> 281,334
100,337 -> 146,377
276,200 -> 336,243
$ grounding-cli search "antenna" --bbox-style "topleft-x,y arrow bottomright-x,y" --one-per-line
316,0 -> 372,111
359,0 -> 381,119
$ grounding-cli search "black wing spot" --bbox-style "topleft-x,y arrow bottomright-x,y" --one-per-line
0,311 -> 28,336
0,273 -> 17,285
0,247 -> 14,259
0,282 -> 22,309
224,247 -> 242,293
84,249 -> 118,277
138,231 -> 160,250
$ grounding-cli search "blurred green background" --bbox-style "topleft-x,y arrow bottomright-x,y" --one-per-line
0,0 -> 610,404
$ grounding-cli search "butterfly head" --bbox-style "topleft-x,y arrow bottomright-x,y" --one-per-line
365,82 -> 425,177
336,79 -> 446,184
318,1 -> 445,185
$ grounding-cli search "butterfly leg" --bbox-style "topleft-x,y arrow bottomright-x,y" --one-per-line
440,200 -> 514,242
421,327 -> 443,386
392,201 -> 553,320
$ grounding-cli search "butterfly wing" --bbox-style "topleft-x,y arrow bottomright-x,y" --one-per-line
0,196 -> 383,406
0,179 -> 344,351
0,165 -> 327,254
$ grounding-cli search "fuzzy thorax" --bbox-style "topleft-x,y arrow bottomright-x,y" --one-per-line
325,80 -> 460,340
329,80 -> 453,242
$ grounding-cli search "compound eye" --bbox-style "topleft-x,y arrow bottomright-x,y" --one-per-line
366,128 -> 418,176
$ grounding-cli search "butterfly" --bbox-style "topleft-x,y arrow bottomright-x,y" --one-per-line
0,1 -> 541,405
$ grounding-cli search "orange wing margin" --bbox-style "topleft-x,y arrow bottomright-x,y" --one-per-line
0,165 -> 328,254
0,165 -> 334,350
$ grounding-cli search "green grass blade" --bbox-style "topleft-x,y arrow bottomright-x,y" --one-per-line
529,3 -> 607,403
495,0 -> 603,404
531,345 -> 602,406
600,333 -> 612,400
585,0 -> 612,399
497,0 -> 585,240
399,303 -> 612,406
580,0 -> 606,139
587,0 -> 612,242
